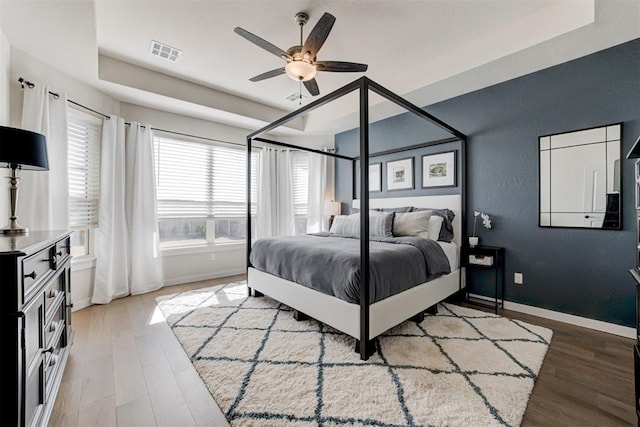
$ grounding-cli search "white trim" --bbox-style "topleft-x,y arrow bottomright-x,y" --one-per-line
71,255 -> 96,272
163,267 -> 246,286
161,242 -> 245,257
468,293 -> 635,339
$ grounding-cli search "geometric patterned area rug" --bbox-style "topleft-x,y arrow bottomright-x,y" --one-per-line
156,280 -> 552,427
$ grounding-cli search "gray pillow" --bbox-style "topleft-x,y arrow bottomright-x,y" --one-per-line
412,207 -> 455,242
329,211 -> 394,237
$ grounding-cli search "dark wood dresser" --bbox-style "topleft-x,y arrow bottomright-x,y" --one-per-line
1,231 -> 72,427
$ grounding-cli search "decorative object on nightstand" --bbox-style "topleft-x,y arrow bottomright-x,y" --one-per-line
463,245 -> 505,314
0,126 -> 49,235
469,210 -> 491,247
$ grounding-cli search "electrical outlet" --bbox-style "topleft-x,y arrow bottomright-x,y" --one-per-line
514,272 -> 523,285
210,253 -> 216,261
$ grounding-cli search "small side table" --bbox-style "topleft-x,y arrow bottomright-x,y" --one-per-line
462,245 -> 505,314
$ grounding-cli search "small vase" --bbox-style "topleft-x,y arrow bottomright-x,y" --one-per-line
468,236 -> 479,247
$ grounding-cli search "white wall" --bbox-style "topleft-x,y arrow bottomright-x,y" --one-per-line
8,47 -> 121,311
9,47 -> 120,125
0,29 -> 9,125
0,26 -> 11,223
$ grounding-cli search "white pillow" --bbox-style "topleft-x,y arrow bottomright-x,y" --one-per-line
428,215 -> 444,241
393,210 -> 432,238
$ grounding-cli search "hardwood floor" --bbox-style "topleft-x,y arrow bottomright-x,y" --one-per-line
51,276 -> 635,426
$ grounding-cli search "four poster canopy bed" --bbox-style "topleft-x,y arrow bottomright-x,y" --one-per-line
246,77 -> 467,360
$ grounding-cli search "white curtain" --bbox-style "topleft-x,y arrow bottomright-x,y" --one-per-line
256,148 -> 295,237
93,117 -> 163,304
307,152 -> 330,232
125,123 -> 163,295
92,117 -> 129,304
20,81 -> 68,231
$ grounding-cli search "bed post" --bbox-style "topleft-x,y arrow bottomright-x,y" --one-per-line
246,136 -> 254,296
460,137 -> 467,295
357,77 -> 374,359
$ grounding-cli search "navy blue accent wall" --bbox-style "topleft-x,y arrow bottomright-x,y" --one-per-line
335,38 -> 640,327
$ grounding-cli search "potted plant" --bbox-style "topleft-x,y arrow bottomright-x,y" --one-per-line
470,211 -> 492,247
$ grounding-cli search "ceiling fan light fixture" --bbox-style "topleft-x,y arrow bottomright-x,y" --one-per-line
285,60 -> 317,82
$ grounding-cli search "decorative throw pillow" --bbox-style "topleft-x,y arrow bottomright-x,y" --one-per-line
413,207 -> 455,242
428,215 -> 444,241
393,210 -> 432,238
329,211 -> 394,237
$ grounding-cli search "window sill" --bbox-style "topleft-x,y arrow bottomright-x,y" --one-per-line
161,242 -> 246,257
71,255 -> 96,272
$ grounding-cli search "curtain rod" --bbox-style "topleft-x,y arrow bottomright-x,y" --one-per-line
18,77 -> 244,148
252,137 -> 353,161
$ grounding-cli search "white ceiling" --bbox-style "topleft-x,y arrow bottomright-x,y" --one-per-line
1,0 -> 639,135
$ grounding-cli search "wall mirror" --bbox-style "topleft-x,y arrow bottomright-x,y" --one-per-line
539,123 -> 622,229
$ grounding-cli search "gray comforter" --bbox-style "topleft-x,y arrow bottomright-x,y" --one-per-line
249,233 -> 451,304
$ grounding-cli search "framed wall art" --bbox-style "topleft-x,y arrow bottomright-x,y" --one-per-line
386,158 -> 414,191
422,151 -> 456,188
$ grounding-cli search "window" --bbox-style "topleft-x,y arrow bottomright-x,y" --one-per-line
153,135 -> 258,248
67,108 -> 101,257
291,151 -> 309,234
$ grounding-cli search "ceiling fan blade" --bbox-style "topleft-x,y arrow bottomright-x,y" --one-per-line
234,27 -> 292,61
302,12 -> 336,59
315,61 -> 368,73
249,67 -> 286,82
303,78 -> 320,96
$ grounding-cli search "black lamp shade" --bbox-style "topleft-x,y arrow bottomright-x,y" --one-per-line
0,126 -> 49,170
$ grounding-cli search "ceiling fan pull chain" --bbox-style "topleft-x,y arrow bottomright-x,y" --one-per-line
299,80 -> 302,105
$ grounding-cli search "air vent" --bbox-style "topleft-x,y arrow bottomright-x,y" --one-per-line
285,92 -> 309,102
150,40 -> 181,62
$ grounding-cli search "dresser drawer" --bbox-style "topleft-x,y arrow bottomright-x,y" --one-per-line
45,297 -> 65,349
54,237 -> 71,266
43,270 -> 65,323
22,246 -> 54,300
44,329 -> 65,398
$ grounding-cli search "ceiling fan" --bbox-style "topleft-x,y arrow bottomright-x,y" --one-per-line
234,12 -> 368,97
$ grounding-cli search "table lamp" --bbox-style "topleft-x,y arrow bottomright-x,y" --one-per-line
324,201 -> 341,217
0,126 -> 49,234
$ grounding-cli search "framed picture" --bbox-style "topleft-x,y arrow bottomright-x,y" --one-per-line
369,163 -> 381,192
386,158 -> 414,191
422,151 -> 456,188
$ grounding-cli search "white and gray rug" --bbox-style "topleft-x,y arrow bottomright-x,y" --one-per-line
156,281 -> 552,426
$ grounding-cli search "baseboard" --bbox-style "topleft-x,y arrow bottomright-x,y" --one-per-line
468,293 -> 635,339
163,268 -> 246,286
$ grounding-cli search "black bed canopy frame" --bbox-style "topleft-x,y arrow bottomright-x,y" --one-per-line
246,76 -> 467,359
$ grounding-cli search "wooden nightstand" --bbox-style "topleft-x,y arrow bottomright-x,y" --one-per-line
462,245 -> 505,314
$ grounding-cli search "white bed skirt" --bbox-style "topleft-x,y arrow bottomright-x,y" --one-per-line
248,267 -> 462,340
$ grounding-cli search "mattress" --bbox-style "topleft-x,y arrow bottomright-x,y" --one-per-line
249,233 -> 452,304
438,241 -> 459,270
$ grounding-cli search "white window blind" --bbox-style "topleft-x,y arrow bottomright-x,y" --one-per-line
153,136 -> 258,219
292,151 -> 309,216
67,108 -> 101,228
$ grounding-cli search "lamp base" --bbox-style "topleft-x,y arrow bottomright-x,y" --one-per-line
1,220 -> 28,235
